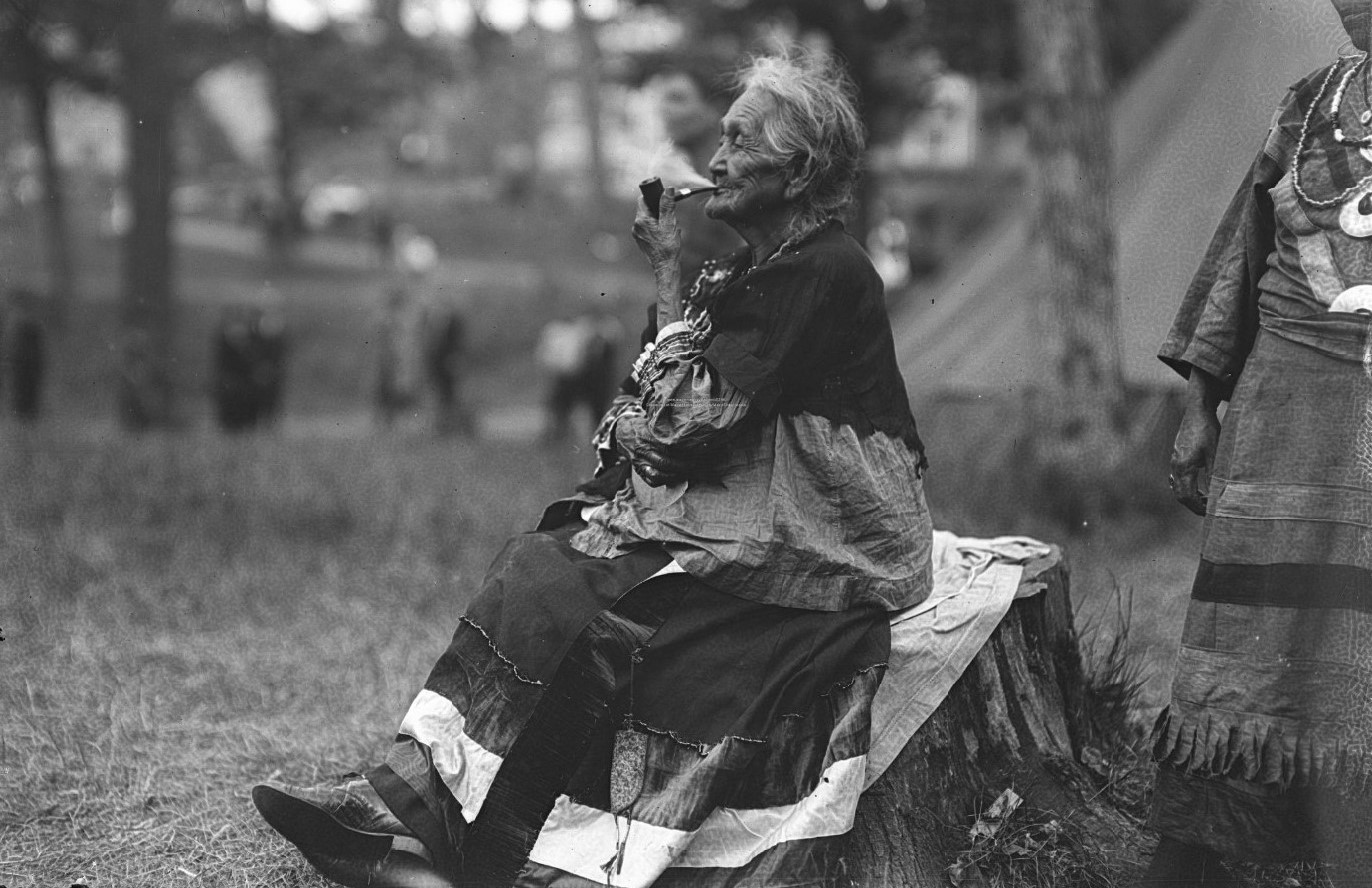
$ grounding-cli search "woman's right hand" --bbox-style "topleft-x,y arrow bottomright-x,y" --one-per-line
632,188 -> 685,329
1170,368 -> 1223,516
615,411 -> 692,487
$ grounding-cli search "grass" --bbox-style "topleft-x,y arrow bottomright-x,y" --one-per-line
0,428 -> 588,886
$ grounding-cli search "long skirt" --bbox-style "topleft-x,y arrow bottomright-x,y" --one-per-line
367,522 -> 891,887
1149,313 -> 1372,863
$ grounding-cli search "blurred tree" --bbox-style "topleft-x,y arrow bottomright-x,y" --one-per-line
572,0 -> 609,215
1013,0 -> 1125,524
0,0 -> 257,427
0,0 -> 115,329
249,7 -> 454,259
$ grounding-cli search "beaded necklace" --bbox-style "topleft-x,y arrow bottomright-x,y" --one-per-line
1332,55 -> 1372,145
1293,54 -> 1372,208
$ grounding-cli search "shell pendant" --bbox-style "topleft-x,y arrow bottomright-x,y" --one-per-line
1339,188 -> 1372,237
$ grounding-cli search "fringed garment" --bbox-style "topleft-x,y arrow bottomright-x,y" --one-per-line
1153,60 -> 1372,862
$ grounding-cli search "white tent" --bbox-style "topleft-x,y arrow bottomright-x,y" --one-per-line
894,0 -> 1345,402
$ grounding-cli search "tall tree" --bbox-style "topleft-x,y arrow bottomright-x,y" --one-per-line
1013,0 -> 1125,522
0,0 -> 88,328
572,0 -> 609,216
114,0 -> 178,427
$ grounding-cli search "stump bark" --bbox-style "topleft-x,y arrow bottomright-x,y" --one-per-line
846,550 -> 1148,886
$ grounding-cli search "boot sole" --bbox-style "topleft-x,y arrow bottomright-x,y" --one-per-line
252,783 -> 395,859
302,848 -> 457,888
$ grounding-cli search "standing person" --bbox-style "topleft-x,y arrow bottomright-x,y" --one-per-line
426,303 -> 474,437
1143,2 -> 1372,883
534,313 -> 589,441
212,306 -> 260,432
371,285 -> 429,429
3,288 -> 46,422
252,48 -> 932,888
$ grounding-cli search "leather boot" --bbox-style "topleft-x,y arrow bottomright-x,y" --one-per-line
253,775 -> 413,858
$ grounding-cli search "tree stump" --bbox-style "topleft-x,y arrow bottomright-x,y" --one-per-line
846,550 -> 1149,886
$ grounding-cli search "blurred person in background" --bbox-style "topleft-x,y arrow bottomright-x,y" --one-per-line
1142,1 -> 1372,883
426,300 -> 475,437
535,312 -> 595,440
371,284 -> 429,429
212,300 -> 289,433
535,301 -> 623,442
253,48 -> 931,888
2,287 -> 46,422
372,230 -> 440,429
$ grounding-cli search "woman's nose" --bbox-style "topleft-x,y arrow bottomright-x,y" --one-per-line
707,147 -> 727,178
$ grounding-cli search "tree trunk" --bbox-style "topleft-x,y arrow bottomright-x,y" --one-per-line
117,0 -> 178,429
571,2 -> 608,217
17,26 -> 76,328
1013,0 -> 1126,524
845,555 -> 1149,886
264,21 -> 302,266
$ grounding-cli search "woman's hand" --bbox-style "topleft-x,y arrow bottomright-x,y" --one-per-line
1170,368 -> 1223,516
615,411 -> 692,487
632,188 -> 684,328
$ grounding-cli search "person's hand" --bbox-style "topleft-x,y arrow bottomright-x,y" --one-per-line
633,188 -> 684,328
632,187 -> 683,271
615,411 -> 692,487
1170,399 -> 1220,516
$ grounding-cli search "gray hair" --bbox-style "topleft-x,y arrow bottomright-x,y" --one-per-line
732,48 -> 866,238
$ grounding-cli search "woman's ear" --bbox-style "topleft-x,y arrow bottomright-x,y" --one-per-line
782,158 -> 812,201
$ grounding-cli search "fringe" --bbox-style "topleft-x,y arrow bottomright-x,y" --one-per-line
1151,703 -> 1372,798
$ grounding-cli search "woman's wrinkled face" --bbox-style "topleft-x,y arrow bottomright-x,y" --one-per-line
1332,0 -> 1371,51
704,88 -> 794,228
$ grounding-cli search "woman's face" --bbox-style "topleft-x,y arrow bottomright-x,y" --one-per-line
1333,0 -> 1371,51
704,88 -> 795,230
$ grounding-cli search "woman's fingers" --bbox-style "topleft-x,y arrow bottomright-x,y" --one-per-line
1170,405 -> 1220,516
1170,464 -> 1208,516
634,443 -> 691,487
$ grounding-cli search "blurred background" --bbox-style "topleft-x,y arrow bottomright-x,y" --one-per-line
0,1 -> 1352,883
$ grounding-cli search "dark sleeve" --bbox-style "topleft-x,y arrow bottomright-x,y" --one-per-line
701,248 -> 850,415
1158,78 -> 1306,397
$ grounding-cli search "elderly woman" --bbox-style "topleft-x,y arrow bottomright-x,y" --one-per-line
253,49 -> 931,888
1142,2 -> 1372,884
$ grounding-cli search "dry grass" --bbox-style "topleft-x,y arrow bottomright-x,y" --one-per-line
0,428 -> 583,887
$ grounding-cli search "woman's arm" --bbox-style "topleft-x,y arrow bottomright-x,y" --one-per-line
616,326 -> 752,487
1170,365 -> 1223,516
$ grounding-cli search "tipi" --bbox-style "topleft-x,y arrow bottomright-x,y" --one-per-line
894,0 -> 1346,402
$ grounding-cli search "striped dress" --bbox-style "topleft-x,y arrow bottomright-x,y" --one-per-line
1153,60 -> 1372,862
